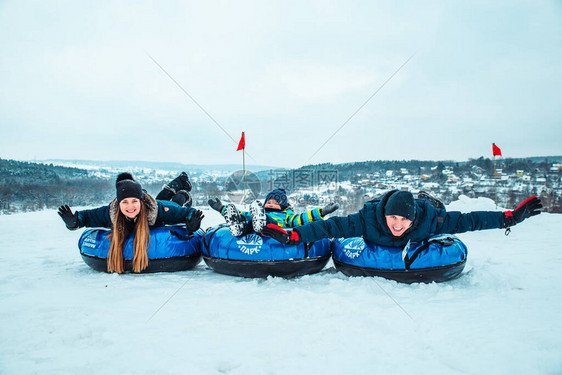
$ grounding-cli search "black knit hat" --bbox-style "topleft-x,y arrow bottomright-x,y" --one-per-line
115,172 -> 143,204
265,188 -> 289,210
385,191 -> 416,221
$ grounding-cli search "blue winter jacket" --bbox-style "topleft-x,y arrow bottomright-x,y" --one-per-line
220,206 -> 324,228
76,193 -> 196,229
295,190 -> 505,247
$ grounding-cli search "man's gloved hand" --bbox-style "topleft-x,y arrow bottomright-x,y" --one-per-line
58,205 -> 79,230
186,210 -> 204,233
320,202 -> 339,216
208,198 -> 224,213
504,196 -> 543,227
261,224 -> 302,246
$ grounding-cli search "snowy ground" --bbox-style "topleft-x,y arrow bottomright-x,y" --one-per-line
1,197 -> 561,374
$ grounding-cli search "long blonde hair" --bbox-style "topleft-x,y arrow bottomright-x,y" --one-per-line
107,201 -> 151,273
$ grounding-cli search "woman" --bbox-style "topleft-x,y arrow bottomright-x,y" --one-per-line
208,188 -> 339,236
262,190 -> 542,246
57,172 -> 204,273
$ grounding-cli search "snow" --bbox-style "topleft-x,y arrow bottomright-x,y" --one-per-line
1,197 -> 561,374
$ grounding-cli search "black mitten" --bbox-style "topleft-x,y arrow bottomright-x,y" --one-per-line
58,205 -> 79,230
186,210 -> 204,233
320,202 -> 339,216
261,224 -> 302,246
208,198 -> 224,213
504,196 -> 542,227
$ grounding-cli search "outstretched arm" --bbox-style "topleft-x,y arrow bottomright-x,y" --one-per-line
285,208 -> 323,227
433,196 -> 542,235
264,211 -> 365,245
435,210 -> 505,234
157,201 -> 201,226
58,204 -> 113,229
284,203 -> 340,227
295,212 -> 365,242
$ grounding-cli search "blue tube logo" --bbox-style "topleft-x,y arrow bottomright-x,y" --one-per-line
341,238 -> 366,259
236,234 -> 264,255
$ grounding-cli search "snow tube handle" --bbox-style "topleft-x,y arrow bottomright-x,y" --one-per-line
202,224 -> 227,256
169,230 -> 194,241
404,235 -> 458,270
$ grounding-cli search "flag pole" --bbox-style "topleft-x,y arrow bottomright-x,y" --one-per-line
236,131 -> 246,205
493,154 -> 497,208
243,146 -> 246,204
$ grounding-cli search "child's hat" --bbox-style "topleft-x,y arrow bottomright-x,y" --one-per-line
265,188 -> 288,210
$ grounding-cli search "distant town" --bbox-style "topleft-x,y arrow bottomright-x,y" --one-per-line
1,157 -> 561,214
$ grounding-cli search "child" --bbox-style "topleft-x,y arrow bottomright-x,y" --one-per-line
262,189 -> 543,247
208,188 -> 339,237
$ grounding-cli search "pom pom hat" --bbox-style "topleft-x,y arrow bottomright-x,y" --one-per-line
385,191 -> 416,221
265,188 -> 289,210
116,172 -> 143,204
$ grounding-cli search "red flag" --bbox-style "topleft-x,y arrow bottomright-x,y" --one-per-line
236,132 -> 245,151
492,143 -> 502,156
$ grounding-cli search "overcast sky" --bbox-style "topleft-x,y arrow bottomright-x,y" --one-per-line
1,1 -> 561,169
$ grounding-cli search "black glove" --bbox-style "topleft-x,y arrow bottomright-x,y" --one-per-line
186,210 -> 204,233
504,196 -> 542,228
58,205 -> 79,230
208,198 -> 224,213
261,224 -> 302,246
320,202 -> 339,216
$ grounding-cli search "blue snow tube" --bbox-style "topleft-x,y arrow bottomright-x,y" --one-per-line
78,227 -> 203,273
202,225 -> 331,278
332,235 -> 468,283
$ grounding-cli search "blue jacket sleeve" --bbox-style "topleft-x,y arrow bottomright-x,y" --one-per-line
286,208 -> 323,227
295,212 -> 365,242
434,210 -> 505,234
155,201 -> 197,226
76,205 -> 112,228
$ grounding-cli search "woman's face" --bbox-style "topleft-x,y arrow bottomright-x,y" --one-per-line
385,215 -> 413,237
264,199 -> 281,210
119,198 -> 141,219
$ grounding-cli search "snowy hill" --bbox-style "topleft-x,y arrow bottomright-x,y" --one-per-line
0,197 -> 561,374
38,159 -> 279,176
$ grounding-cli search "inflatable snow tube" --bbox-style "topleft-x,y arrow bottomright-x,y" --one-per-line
332,235 -> 468,283
78,227 -> 203,273
202,225 -> 331,278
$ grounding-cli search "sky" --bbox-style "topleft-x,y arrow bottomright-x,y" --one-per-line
0,0 -> 561,169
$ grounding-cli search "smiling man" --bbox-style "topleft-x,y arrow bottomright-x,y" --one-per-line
263,190 -> 543,248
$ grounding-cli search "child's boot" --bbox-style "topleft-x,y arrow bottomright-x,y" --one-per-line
166,171 -> 192,193
250,200 -> 267,233
172,190 -> 192,207
223,204 -> 245,236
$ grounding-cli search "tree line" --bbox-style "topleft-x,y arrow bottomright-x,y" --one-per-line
1,157 -> 560,214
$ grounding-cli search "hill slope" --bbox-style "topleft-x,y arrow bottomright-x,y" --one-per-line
0,197 -> 560,374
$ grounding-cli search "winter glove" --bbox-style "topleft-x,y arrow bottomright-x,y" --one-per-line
261,224 -> 302,246
208,198 -> 224,213
58,205 -> 79,230
186,210 -> 204,233
504,196 -> 542,228
320,202 -> 339,216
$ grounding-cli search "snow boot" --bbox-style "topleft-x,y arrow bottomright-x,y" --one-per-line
250,200 -> 267,233
155,186 -> 175,201
172,190 -> 192,207
165,172 -> 192,193
223,203 -> 245,236
417,191 -> 446,210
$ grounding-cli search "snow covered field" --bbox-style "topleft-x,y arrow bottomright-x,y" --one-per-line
1,197 -> 561,374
